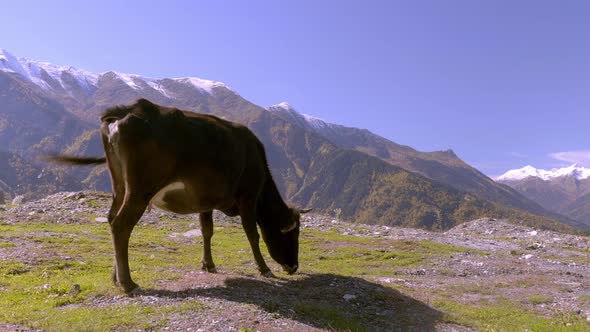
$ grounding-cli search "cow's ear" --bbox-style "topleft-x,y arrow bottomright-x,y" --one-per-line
280,221 -> 297,234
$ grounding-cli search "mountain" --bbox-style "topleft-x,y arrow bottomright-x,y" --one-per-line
0,48 -> 581,231
0,150 -> 81,202
268,102 -> 553,216
497,165 -> 590,225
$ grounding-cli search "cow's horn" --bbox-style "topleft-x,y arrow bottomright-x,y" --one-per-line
280,221 -> 297,234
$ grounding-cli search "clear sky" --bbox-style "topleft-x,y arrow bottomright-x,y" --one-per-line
2,0 -> 589,177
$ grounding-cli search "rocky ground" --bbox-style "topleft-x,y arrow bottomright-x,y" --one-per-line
1,191 -> 590,331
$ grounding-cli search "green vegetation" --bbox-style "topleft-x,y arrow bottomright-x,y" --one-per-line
0,216 -> 587,331
528,295 -> 554,305
300,229 -> 483,277
434,299 -> 588,331
289,148 -> 575,233
293,301 -> 365,331
0,219 -> 207,331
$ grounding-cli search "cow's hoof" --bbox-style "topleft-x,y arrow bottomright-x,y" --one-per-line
201,264 -> 217,273
127,286 -> 143,297
261,270 -> 275,278
122,282 -> 140,295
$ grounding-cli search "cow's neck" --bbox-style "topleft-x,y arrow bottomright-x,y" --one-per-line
257,175 -> 290,229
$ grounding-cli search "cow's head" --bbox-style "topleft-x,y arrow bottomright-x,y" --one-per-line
261,208 -> 311,274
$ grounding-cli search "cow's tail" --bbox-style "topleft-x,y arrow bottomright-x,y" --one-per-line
46,154 -> 106,165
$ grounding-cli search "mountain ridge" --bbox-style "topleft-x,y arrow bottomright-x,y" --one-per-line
0,48 -> 582,231
497,164 -> 590,225
268,101 -> 554,219
497,164 -> 590,182
0,48 -> 230,97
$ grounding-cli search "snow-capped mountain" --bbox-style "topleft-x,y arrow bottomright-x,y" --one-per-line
268,102 -> 339,136
497,164 -> 590,182
0,48 -> 229,98
2,47 -> 584,231
497,164 -> 590,223
0,49 -> 98,93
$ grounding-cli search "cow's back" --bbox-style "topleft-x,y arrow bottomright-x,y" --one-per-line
100,101 -> 268,213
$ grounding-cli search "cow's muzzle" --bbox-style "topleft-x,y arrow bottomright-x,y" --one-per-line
282,264 -> 298,275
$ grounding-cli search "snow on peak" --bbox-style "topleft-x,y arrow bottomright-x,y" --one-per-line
268,102 -> 332,132
111,71 -> 142,90
0,48 -> 229,96
173,77 -> 227,94
0,49 -> 46,87
497,164 -> 590,181
301,113 -> 328,128
0,48 -> 17,69
271,101 -> 293,111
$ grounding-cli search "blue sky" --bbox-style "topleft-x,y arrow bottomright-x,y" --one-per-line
2,0 -> 589,177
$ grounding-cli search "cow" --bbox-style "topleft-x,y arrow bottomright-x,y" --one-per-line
50,98 -> 307,294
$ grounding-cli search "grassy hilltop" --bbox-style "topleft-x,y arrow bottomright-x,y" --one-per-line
0,193 -> 589,331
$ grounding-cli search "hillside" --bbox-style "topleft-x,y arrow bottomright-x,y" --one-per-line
0,48 -> 577,231
1,193 -> 590,331
57,112 -> 582,232
566,193 -> 590,224
269,103 -> 548,216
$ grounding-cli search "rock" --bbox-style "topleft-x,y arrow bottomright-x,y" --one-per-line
11,195 -> 25,205
527,242 -> 543,250
411,269 -> 426,276
65,192 -> 78,199
69,284 -> 81,296
343,294 -> 356,301
95,217 -> 108,223
183,229 -> 202,237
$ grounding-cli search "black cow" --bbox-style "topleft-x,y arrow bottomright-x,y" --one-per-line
51,99 -> 307,293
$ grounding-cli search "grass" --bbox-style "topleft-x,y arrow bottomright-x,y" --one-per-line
434,299 -> 589,331
0,241 -> 16,248
300,229 -> 484,277
0,219 -> 209,331
0,215 -> 588,331
562,246 -> 590,254
528,295 -> 554,305
445,282 -> 498,297
294,301 -> 366,331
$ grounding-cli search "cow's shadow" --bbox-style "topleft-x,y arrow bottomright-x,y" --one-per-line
142,273 -> 443,331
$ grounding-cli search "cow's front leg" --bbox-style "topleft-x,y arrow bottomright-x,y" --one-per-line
238,199 -> 273,277
109,196 -> 147,294
199,211 -> 217,272
108,194 -> 124,286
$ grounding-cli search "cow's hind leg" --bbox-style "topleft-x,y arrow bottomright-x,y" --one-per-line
109,194 -> 148,294
199,211 -> 217,272
238,198 -> 273,277
102,136 -> 126,286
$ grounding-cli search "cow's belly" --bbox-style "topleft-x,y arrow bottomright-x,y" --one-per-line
150,181 -> 224,214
